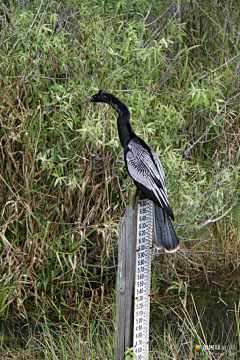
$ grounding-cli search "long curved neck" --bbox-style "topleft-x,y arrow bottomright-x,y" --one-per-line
117,115 -> 136,149
109,96 -> 130,118
108,97 -> 136,149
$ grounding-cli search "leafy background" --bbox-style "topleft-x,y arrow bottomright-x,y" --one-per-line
0,0 -> 239,359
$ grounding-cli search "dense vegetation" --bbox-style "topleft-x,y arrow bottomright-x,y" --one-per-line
0,0 -> 239,358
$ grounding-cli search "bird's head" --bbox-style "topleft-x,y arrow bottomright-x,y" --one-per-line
80,89 -> 130,122
80,90 -> 115,105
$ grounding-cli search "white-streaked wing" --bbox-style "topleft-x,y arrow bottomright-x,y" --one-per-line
149,147 -> 166,187
126,138 -> 169,208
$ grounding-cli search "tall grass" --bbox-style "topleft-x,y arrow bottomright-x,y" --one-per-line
0,0 -> 239,358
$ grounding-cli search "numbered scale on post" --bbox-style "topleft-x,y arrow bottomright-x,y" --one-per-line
133,199 -> 153,360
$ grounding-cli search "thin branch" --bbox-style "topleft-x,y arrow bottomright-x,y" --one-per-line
194,52 -> 240,84
144,4 -> 152,22
80,263 -> 117,270
197,199 -> 238,229
145,1 -> 175,27
105,12 -> 144,22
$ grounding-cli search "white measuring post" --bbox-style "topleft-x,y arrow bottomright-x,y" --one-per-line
133,199 -> 153,360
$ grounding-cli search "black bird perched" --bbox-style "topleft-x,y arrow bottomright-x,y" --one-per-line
81,90 -> 179,253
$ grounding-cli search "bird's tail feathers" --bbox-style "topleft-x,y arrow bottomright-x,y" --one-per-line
153,203 -> 179,253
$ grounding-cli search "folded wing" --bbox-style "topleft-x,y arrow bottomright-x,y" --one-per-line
125,137 -> 174,220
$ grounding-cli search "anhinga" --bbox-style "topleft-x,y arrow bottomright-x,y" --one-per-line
81,90 -> 179,253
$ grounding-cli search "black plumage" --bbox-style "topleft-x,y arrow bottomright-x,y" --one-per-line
81,90 -> 179,253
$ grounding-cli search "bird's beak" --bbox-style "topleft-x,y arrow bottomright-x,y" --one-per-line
80,98 -> 91,104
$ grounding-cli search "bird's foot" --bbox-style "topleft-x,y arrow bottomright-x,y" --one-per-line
132,188 -> 142,209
